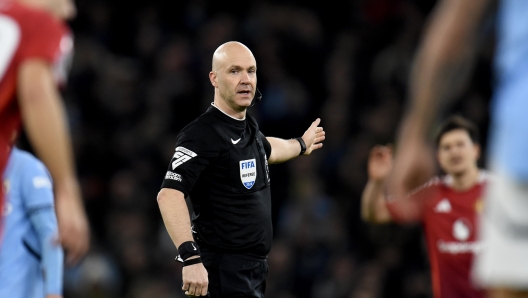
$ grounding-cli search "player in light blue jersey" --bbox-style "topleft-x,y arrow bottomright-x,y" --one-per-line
385,0 -> 528,297
0,147 -> 64,298
487,0 -> 528,180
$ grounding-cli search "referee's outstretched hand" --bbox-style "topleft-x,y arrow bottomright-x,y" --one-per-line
182,259 -> 209,296
301,118 -> 325,155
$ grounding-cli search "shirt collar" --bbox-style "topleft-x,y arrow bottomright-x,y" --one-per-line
210,102 -> 246,121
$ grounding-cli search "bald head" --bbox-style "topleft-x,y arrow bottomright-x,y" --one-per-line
212,41 -> 256,72
209,41 -> 257,115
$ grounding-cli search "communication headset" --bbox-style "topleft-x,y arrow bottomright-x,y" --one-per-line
249,88 -> 263,108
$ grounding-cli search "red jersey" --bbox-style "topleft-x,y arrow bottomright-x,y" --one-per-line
0,0 -> 72,211
387,173 -> 487,298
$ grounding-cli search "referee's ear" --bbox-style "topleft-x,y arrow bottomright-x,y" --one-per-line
209,71 -> 218,88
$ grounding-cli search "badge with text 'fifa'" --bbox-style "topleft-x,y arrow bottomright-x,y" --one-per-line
239,159 -> 257,189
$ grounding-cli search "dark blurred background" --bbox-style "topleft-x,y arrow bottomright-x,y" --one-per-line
25,0 -> 495,296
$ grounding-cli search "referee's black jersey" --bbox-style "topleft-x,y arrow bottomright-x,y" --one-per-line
161,104 -> 273,257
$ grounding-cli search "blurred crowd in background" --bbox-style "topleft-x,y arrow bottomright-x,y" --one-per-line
19,0 -> 496,296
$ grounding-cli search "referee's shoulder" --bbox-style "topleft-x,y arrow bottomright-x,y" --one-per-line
179,114 -> 220,139
181,113 -> 214,130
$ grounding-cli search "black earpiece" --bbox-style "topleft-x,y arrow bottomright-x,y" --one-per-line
250,88 -> 262,107
255,88 -> 262,102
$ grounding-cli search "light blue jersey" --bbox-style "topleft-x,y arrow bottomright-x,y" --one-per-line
489,0 -> 528,180
0,148 -> 63,297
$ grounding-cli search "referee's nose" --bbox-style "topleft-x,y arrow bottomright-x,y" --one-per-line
240,71 -> 253,85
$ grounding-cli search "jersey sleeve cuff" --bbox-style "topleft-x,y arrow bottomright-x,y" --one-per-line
160,181 -> 189,198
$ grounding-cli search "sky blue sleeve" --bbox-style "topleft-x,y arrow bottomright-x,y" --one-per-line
20,157 -> 55,211
19,154 -> 64,295
29,209 -> 64,295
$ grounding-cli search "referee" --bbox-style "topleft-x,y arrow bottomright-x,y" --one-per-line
157,41 -> 325,297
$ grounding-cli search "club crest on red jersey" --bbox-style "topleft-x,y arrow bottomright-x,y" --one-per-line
474,198 -> 484,213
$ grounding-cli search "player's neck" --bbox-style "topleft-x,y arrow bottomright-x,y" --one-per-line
450,166 -> 480,191
212,99 -> 247,120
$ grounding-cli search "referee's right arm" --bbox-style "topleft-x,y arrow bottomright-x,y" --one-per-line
158,188 -> 208,296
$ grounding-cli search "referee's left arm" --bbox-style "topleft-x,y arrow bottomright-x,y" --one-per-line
267,118 -> 325,164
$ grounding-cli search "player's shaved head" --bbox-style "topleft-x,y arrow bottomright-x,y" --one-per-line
212,41 -> 256,72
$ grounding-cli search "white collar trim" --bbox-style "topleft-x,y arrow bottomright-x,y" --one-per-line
211,102 -> 245,121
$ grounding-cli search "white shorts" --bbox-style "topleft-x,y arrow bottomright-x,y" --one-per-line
473,168 -> 528,289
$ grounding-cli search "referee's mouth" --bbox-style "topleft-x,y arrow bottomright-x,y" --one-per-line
237,90 -> 253,96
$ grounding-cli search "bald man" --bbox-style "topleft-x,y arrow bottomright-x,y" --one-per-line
157,41 -> 325,297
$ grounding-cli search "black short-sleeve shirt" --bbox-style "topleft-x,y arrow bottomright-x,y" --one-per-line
161,105 -> 272,257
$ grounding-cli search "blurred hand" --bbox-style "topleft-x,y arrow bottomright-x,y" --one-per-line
387,133 -> 436,202
368,145 -> 393,182
55,179 -> 90,265
182,259 -> 209,296
46,295 -> 62,298
302,118 -> 325,155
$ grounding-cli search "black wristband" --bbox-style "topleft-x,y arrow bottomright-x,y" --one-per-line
296,137 -> 307,156
183,257 -> 202,267
177,241 -> 200,262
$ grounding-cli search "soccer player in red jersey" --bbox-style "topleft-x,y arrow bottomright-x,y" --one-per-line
386,0 -> 528,297
361,116 -> 486,298
0,0 -> 89,265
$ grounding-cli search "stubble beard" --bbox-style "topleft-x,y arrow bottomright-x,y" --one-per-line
220,90 -> 246,112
